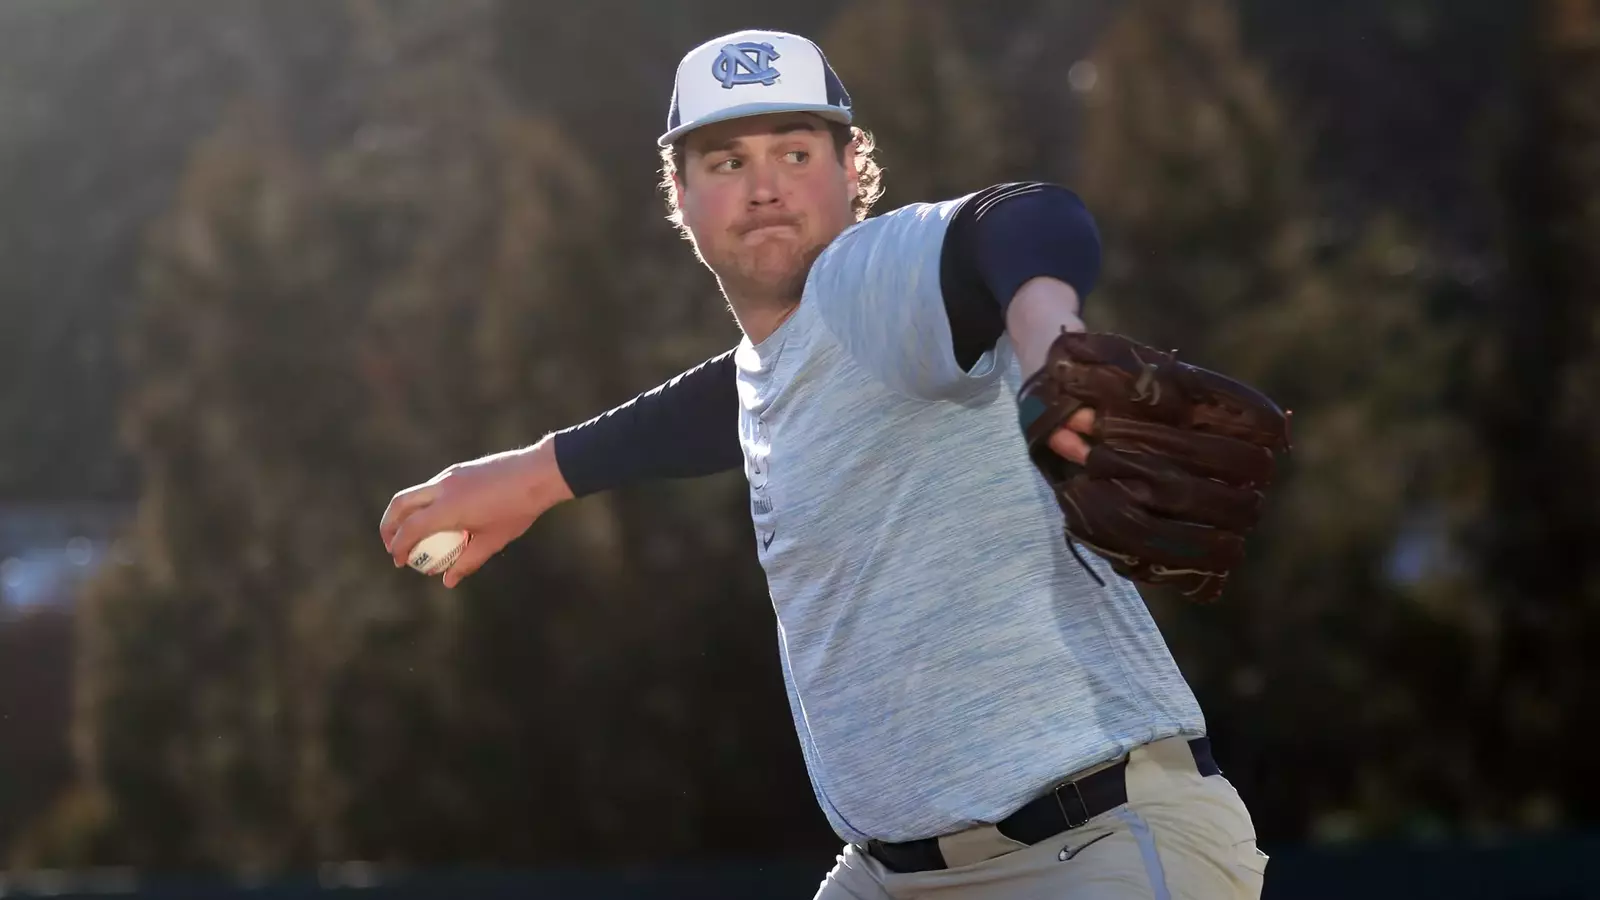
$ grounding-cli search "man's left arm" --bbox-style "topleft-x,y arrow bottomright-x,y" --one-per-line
806,181 -> 1103,403
940,181 -> 1104,460
938,181 -> 1100,378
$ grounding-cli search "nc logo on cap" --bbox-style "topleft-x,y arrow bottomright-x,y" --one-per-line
712,41 -> 781,89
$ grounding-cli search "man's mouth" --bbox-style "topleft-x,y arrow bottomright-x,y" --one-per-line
740,219 -> 801,236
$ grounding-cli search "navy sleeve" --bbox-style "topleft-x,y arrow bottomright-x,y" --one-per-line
551,348 -> 743,498
939,182 -> 1103,371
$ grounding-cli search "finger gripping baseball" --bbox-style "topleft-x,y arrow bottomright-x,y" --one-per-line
1018,330 -> 1292,603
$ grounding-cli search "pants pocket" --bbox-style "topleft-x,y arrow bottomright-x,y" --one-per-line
1196,776 -> 1269,895
1233,838 -> 1269,875
1229,838 -> 1270,899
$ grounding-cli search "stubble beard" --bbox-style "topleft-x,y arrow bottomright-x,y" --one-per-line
715,237 -> 827,319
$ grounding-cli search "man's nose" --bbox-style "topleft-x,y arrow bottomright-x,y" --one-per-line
747,162 -> 782,206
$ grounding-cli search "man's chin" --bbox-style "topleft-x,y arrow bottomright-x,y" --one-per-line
732,250 -> 817,294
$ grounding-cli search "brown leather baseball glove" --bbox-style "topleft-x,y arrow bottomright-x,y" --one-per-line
1017,330 -> 1292,603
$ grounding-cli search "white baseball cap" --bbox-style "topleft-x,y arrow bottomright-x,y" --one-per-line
658,29 -> 853,148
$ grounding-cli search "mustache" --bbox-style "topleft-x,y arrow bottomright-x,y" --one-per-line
736,213 -> 803,235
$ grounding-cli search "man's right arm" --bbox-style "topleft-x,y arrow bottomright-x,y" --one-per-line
550,348 -> 744,497
382,350 -> 740,583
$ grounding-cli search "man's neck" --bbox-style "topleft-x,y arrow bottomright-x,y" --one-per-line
729,294 -> 801,346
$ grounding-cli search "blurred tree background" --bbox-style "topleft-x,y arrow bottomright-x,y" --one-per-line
0,0 -> 1590,882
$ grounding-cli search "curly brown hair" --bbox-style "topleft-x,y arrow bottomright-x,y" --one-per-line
657,120 -> 885,234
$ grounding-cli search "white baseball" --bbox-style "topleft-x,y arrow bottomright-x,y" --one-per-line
407,530 -> 469,575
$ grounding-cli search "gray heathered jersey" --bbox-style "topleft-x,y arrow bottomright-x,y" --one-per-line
733,194 -> 1205,845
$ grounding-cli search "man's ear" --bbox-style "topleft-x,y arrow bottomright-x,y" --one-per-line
673,168 -> 689,217
841,134 -> 859,199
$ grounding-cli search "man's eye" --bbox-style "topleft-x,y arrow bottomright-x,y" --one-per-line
712,158 -> 741,172
785,150 -> 810,163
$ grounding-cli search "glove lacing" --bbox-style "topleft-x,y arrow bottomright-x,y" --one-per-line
1066,535 -> 1107,588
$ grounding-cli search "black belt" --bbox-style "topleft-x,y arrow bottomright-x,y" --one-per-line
865,737 -> 1219,874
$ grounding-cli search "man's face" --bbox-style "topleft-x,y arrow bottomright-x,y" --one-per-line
677,113 -> 859,303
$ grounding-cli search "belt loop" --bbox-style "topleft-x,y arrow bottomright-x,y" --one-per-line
1054,779 -> 1089,829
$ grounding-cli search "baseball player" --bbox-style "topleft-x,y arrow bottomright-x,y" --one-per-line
380,29 -> 1288,900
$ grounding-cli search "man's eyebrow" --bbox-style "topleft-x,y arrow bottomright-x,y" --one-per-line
696,121 -> 820,155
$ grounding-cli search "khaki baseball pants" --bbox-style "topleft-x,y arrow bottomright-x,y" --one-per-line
814,736 -> 1270,900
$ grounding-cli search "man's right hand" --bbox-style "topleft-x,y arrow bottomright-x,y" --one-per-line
379,437 -> 574,588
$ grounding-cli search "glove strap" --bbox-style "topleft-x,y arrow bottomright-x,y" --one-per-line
1016,388 -> 1082,453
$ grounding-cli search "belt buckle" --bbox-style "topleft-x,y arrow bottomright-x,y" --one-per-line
1053,778 -> 1089,829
